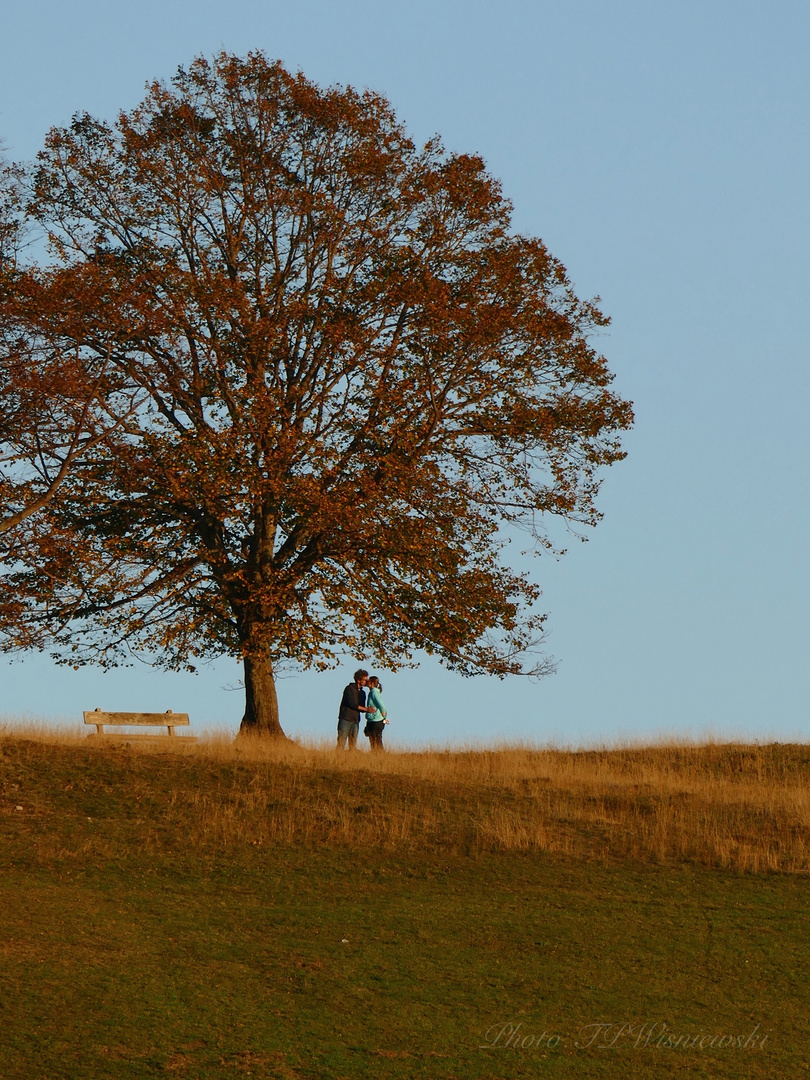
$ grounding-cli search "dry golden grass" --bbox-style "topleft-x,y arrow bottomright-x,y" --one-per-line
3,718 -> 810,873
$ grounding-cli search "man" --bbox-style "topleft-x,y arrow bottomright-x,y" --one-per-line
337,669 -> 371,750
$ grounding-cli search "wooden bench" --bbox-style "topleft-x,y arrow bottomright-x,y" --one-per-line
83,708 -> 197,743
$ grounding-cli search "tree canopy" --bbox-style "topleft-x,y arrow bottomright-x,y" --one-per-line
0,52 -> 633,736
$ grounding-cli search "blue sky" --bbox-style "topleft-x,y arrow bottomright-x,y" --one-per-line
2,0 -> 808,745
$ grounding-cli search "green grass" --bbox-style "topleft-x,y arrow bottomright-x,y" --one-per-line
1,737 -> 808,1078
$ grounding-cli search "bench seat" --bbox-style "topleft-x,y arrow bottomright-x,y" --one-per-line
83,709 -> 198,742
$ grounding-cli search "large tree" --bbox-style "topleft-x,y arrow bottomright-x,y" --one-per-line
0,52 -> 632,736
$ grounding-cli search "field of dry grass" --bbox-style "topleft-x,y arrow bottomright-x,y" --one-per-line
2,721 -> 808,1079
3,720 -> 809,873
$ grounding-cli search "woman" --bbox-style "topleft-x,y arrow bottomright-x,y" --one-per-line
363,676 -> 389,751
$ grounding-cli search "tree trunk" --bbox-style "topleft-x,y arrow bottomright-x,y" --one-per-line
239,653 -> 286,738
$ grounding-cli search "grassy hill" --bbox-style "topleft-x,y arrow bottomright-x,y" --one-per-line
1,731 -> 808,1078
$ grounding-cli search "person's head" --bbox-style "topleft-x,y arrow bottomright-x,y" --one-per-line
353,668 -> 369,686
368,675 -> 382,691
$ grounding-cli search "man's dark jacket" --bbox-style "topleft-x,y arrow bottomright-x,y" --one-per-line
338,683 -> 366,724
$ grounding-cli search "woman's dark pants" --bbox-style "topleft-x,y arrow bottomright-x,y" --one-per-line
366,720 -> 385,751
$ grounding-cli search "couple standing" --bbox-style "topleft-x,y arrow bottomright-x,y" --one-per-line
336,668 -> 389,751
